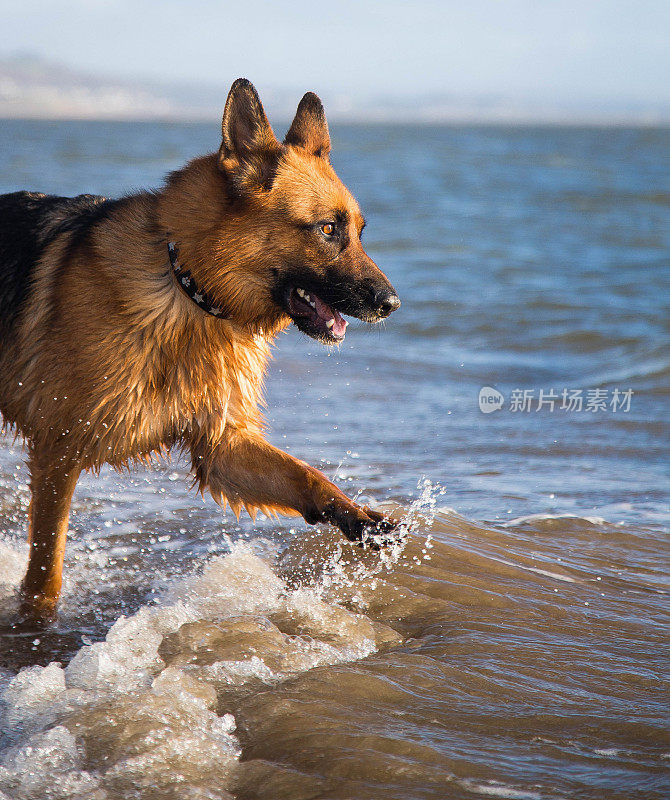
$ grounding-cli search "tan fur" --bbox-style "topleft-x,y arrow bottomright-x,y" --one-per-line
0,80 -> 399,618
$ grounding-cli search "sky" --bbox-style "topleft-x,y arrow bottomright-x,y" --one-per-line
1,0 -> 668,109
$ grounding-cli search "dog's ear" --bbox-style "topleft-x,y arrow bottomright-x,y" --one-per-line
284,92 -> 330,158
218,78 -> 279,193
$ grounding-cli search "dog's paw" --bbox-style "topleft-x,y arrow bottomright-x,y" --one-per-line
322,500 -> 403,548
357,506 -> 406,550
360,505 -> 401,532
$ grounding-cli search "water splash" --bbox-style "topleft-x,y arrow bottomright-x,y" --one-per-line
292,477 -> 447,600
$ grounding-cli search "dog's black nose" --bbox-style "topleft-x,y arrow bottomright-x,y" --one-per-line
374,289 -> 401,317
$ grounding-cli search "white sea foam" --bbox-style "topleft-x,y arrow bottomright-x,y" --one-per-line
501,513 -> 608,528
0,726 -> 104,800
594,747 -> 622,757
0,541 -> 384,799
485,555 -> 578,584
0,479 -> 458,798
0,537 -> 26,604
461,780 -> 545,800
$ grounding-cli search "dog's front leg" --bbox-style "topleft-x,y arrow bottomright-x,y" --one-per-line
191,428 -> 397,541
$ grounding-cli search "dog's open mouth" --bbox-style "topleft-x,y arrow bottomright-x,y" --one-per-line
286,286 -> 348,343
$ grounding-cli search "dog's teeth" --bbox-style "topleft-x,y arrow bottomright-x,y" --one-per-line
296,288 -> 317,308
326,319 -> 334,329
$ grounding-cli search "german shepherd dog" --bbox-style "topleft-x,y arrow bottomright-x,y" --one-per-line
0,79 -> 401,618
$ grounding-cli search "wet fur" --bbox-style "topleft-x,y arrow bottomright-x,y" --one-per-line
0,80 -> 399,617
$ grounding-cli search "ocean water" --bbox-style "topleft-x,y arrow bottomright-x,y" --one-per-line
0,119 -> 668,799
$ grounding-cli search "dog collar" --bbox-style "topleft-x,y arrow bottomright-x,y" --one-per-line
168,241 -> 225,318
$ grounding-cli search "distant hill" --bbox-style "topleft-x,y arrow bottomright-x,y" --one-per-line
1,55 -> 667,124
0,54 -> 235,120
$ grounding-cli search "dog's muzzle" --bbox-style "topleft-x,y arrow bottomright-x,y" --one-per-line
281,279 -> 401,345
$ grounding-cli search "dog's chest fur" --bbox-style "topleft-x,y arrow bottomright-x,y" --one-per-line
7,291 -> 273,468
86,324 -> 272,466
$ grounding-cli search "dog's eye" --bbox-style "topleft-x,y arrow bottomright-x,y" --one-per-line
320,222 -> 335,237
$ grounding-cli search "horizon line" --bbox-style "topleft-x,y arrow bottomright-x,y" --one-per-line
2,114 -> 669,128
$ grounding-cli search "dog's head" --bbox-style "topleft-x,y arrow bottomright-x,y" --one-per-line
212,79 -> 400,344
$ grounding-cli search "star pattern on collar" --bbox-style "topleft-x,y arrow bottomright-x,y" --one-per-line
168,242 -> 225,318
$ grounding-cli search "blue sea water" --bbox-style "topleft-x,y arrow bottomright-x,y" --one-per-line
0,119 -> 668,800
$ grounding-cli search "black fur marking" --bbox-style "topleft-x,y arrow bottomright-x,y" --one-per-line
0,191 -> 124,340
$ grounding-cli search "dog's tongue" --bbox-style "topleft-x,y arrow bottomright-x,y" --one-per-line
313,294 -> 347,338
